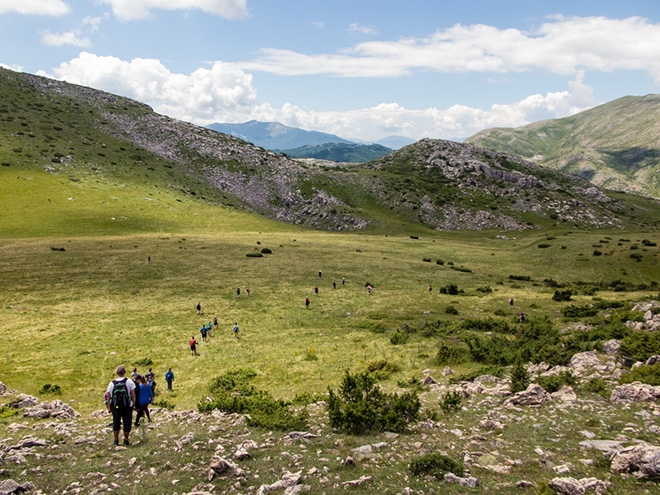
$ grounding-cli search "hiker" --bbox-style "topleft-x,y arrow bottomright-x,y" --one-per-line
131,368 -> 140,382
236,287 -> 241,298
200,325 -> 207,342
190,336 -> 198,355
206,322 -> 213,338
134,376 -> 153,426
305,297 -> 310,309
519,312 -> 526,323
147,256 -> 151,262
145,368 -> 154,382
319,269 -> 322,278
333,280 -> 336,289
247,287 -> 251,296
509,298 -> 514,307
165,367 -> 174,391
367,284 -> 372,295
429,284 -> 432,293
196,301 -> 202,314
106,365 -> 137,447
213,316 -> 218,329
342,277 -> 345,286
145,368 -> 156,394
314,285 -> 319,296
233,322 -> 239,338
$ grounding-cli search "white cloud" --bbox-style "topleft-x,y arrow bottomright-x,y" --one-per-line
311,21 -> 324,29
100,0 -> 248,21
250,74 -> 597,141
42,30 -> 92,48
38,52 -> 257,124
242,16 -> 660,83
0,62 -> 23,71
348,23 -> 378,36
0,0 -> 69,15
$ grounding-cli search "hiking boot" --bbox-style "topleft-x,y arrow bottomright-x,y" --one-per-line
123,439 -> 130,446
113,440 -> 119,446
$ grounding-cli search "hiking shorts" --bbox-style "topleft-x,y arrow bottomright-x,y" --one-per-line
111,406 -> 133,432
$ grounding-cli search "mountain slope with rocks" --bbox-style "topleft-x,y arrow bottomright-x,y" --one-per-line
2,68 -> 660,233
466,94 -> 660,198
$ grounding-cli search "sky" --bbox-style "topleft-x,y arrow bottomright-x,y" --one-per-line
2,0 -> 660,142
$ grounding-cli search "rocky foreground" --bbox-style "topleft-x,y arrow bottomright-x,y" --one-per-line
3,308 -> 660,493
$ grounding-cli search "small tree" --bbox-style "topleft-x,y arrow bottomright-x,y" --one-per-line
510,361 -> 529,394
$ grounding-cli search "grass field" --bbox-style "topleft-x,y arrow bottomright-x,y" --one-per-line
3,202 -> 660,412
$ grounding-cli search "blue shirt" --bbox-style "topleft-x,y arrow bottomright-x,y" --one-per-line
137,383 -> 153,406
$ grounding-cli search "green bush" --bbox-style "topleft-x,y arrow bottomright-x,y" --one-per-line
439,390 -> 462,413
326,370 -> 420,434
476,285 -> 493,293
582,377 -> 610,398
621,363 -> 660,386
134,357 -> 153,366
390,330 -> 409,345
619,331 -> 660,363
260,247 -> 273,254
461,317 -> 514,334
246,252 -> 263,257
510,361 -> 530,394
153,399 -> 175,410
536,370 -> 576,393
446,305 -> 459,315
0,405 -> 19,418
552,289 -> 573,302
439,284 -> 459,295
436,344 -> 463,364
509,275 -> 532,281
366,359 -> 401,380
409,453 -> 463,478
200,368 -> 307,430
562,304 -> 599,318
39,383 -> 62,395
538,243 -> 551,248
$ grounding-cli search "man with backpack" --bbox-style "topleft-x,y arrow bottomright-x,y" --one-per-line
106,365 -> 137,447
165,367 -> 174,391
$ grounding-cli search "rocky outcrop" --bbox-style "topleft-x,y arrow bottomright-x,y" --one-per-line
610,382 -> 660,402
504,384 -> 551,407
610,444 -> 660,479
549,476 -> 610,494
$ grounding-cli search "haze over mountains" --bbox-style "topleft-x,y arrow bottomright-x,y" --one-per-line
3,68 -> 660,234
466,94 -> 660,199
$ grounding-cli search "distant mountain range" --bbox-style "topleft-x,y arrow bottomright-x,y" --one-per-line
466,94 -> 660,198
207,120 -> 414,156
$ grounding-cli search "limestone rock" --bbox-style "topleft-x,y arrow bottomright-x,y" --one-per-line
549,477 -> 610,494
208,456 -> 245,481
610,382 -> 660,402
342,476 -> 373,487
441,367 -> 454,376
422,375 -> 436,385
602,340 -> 620,355
610,444 -> 660,479
444,472 -> 478,488
256,470 -> 301,494
0,479 -> 36,495
551,385 -> 577,403
0,383 -> 6,395
569,351 -> 601,374
504,384 -> 551,407
22,400 -> 79,419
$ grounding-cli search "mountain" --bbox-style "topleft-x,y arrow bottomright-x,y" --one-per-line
465,94 -> 660,198
278,142 -> 393,163
207,120 -> 352,150
2,67 -> 660,235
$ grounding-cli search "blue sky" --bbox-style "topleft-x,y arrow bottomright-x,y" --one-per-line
2,0 -> 660,141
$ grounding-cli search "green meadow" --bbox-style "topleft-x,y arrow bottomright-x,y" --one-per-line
3,166 -> 660,412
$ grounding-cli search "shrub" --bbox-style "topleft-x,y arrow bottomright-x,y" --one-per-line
552,289 -> 573,302
461,317 -> 514,334
304,346 -> 318,361
621,363 -> 660,386
582,377 -> 610,398
562,304 -> 599,318
409,453 -> 463,478
260,247 -> 273,254
134,357 -> 153,366
436,344 -> 461,364
448,365 -> 504,384
200,368 -> 307,430
0,405 -> 19,418
509,275 -> 531,281
326,370 -> 420,434
509,361 -> 530,394
390,330 -> 409,345
153,399 -> 175,410
593,250 -> 603,256
439,284 -> 459,295
366,359 -> 401,380
39,384 -> 61,395
536,370 -> 576,393
246,252 -> 263,257
642,239 -> 657,247
630,253 -> 643,262
422,257 -> 432,262
619,331 -> 660,364
436,259 -> 444,265
439,390 -> 462,413
538,243 -> 551,248
476,285 -> 493,293
445,305 -> 459,315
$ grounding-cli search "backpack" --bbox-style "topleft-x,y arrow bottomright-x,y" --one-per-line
111,379 -> 130,410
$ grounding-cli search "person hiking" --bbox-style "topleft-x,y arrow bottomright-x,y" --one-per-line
367,284 -> 372,295
106,365 -> 137,447
134,375 -> 153,426
190,336 -> 198,355
246,287 -> 251,296
200,325 -> 207,342
342,277 -> 345,286
314,285 -> 319,296
196,301 -> 202,314
305,297 -> 310,309
206,321 -> 213,338
213,316 -> 218,329
519,312 -> 526,323
233,322 -> 239,338
333,280 -> 336,289
509,298 -> 514,307
131,368 -> 140,382
236,287 -> 241,298
165,367 -> 174,391
319,269 -> 322,278
429,284 -> 432,293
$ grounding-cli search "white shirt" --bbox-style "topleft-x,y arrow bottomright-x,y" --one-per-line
107,377 -> 136,407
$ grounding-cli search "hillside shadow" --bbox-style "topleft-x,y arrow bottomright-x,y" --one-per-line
601,147 -> 660,173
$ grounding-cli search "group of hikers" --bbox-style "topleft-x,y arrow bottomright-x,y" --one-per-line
105,365 -> 174,446
189,314 -> 240,355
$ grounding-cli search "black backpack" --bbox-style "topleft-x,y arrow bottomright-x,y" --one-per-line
111,379 -> 130,410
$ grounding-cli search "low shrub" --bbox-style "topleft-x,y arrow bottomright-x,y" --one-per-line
134,357 -> 153,366
356,320 -> 389,333
619,331 -> 660,364
439,284 -> 459,295
552,289 -> 573,302
448,365 -> 505,384
439,390 -> 462,413
446,305 -> 459,315
536,370 -> 577,393
461,317 -> 514,334
476,285 -> 493,293
153,399 -> 175,410
39,384 -> 62,395
260,247 -> 273,254
562,304 -> 599,318
436,259 -> 444,265
0,405 -> 19,418
326,370 -> 420,434
582,377 -> 610,398
422,257 -> 432,262
620,363 -> 660,386
409,453 -> 463,479
436,343 -> 463,364
390,330 -> 409,345
509,361 -> 530,394
509,275 -> 531,281
538,243 -> 551,248
246,252 -> 263,257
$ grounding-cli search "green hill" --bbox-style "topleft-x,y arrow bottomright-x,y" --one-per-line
279,142 -> 393,163
466,94 -> 660,197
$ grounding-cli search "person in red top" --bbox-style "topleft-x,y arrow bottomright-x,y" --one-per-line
305,297 -> 310,309
190,336 -> 198,355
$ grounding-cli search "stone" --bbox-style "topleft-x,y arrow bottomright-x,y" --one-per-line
0,383 -> 6,395
421,375 -> 436,385
646,355 -> 660,366
441,367 -> 454,376
256,470 -> 301,494
342,476 -> 373,487
610,382 -> 660,402
569,351 -> 601,374
549,476 -> 610,495
0,479 -> 36,495
551,385 -> 577,403
341,456 -> 356,467
579,440 -> 625,455
602,340 -> 620,355
504,384 -> 551,407
610,444 -> 660,479
208,456 -> 244,481
444,472 -> 478,488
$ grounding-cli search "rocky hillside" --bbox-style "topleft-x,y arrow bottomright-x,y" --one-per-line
3,300 -> 660,494
466,95 -> 660,198
2,68 -> 660,232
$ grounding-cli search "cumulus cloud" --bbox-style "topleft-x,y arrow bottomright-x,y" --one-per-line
100,0 -> 248,21
42,31 -> 92,48
242,16 -> 660,82
0,0 -> 69,15
251,74 -> 597,141
38,52 -> 257,123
